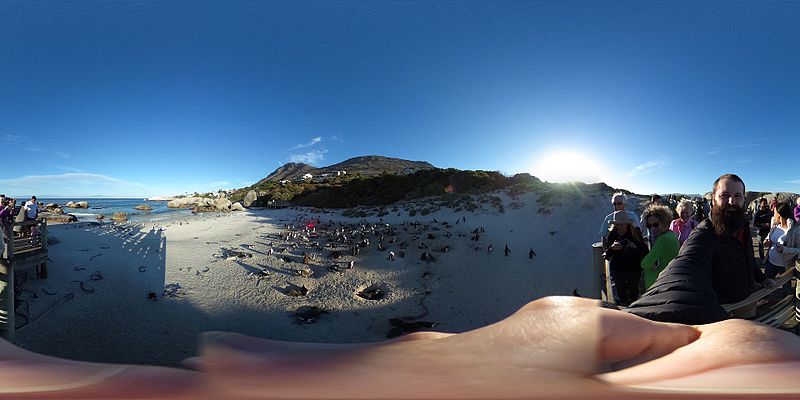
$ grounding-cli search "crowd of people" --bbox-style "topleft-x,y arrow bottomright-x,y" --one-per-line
600,174 -> 800,324
0,194 -> 41,256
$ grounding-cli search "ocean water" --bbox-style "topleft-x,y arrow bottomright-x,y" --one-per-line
38,198 -> 193,222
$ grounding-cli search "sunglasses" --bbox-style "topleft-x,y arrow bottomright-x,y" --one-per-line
646,222 -> 660,229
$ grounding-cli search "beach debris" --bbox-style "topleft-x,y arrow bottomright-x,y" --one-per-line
41,288 -> 57,296
74,266 -> 86,271
99,244 -> 110,249
147,291 -> 158,301
293,306 -> 328,324
163,283 -> 185,298
548,231 -> 558,236
139,265 -> 147,272
357,286 -> 385,301
90,253 -> 103,262
387,319 -> 438,338
71,280 -> 95,293
88,271 -> 103,281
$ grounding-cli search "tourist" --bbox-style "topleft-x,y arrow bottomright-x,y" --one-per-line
603,211 -> 648,305
626,173 -> 767,324
669,200 -> 698,246
639,205 -> 679,290
752,198 -> 772,265
762,203 -> 794,280
598,192 -> 641,245
794,197 -> 800,223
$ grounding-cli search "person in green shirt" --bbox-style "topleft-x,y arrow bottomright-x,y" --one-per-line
640,205 -> 680,289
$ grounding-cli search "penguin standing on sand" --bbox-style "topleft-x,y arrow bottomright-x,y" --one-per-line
487,244 -> 493,253
529,248 -> 536,259
504,244 -> 510,256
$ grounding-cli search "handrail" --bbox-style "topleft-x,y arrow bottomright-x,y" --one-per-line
722,267 -> 795,312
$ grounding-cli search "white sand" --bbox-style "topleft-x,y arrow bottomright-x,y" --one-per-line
14,189 -> 645,367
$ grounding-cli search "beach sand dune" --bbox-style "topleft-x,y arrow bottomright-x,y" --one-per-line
14,189 -> 640,366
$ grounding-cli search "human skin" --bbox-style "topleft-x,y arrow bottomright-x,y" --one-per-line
1,297 -> 799,399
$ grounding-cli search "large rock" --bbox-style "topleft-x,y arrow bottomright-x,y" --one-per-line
133,204 -> 153,211
65,201 -> 89,209
214,198 -> 232,211
167,197 -> 204,208
243,190 -> 258,207
39,212 -> 78,224
230,202 -> 245,211
111,212 -> 128,222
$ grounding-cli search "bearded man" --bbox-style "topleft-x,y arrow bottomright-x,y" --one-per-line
624,173 -> 768,324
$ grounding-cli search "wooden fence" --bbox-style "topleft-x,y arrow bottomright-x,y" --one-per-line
0,219 -> 49,340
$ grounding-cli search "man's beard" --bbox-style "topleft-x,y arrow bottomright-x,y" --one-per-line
711,203 -> 746,237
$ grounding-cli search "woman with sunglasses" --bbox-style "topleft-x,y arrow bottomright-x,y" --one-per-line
640,205 -> 680,290
603,211 -> 649,306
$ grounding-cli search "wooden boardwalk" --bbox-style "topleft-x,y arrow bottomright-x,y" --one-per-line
1,220 -> 49,340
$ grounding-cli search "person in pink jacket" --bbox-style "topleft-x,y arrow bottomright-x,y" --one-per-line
669,200 -> 699,246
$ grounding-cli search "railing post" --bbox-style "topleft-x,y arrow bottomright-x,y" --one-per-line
0,224 -> 15,340
592,242 -> 605,300
795,263 -> 799,331
38,219 -> 48,279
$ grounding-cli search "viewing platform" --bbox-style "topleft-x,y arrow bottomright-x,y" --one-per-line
1,220 -> 49,340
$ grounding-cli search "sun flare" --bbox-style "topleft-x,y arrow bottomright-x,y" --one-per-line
530,151 -> 607,184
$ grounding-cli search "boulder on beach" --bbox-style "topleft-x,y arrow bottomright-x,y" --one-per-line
215,198 -> 232,211
230,202 -> 245,211
133,204 -> 153,211
168,197 -> 211,209
65,201 -> 89,209
243,190 -> 258,207
111,212 -> 128,222
38,212 -> 78,224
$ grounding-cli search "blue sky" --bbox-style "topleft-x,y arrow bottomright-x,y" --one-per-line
1,1 -> 798,198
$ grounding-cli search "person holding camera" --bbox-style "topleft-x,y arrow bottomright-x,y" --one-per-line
603,211 -> 649,306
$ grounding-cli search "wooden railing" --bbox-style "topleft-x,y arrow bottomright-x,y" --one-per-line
0,219 -> 49,340
591,242 -> 799,330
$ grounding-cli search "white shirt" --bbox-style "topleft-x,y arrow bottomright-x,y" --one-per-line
24,201 -> 38,219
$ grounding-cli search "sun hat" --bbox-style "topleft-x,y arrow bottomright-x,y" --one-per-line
609,211 -> 634,225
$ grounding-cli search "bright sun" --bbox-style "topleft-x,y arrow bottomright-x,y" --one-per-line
530,151 -> 607,184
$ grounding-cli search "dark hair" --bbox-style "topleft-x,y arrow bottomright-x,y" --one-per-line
777,203 -> 793,220
31,195 -> 37,200
712,173 -> 745,196
650,194 -> 662,203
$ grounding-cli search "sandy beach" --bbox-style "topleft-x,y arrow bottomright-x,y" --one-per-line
14,189 -> 641,367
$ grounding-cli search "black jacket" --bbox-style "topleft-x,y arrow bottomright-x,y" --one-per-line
624,219 -> 763,324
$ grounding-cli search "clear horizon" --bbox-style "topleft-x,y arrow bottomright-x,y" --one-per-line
2,1 -> 798,197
